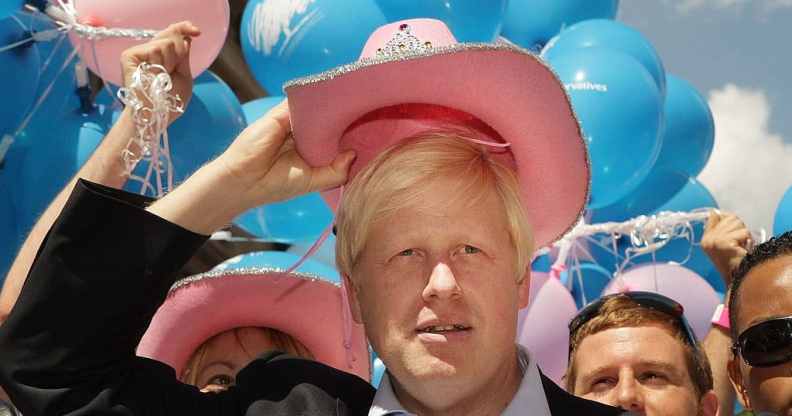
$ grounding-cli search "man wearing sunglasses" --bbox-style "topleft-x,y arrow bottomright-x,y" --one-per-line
727,230 -> 792,416
565,291 -> 720,415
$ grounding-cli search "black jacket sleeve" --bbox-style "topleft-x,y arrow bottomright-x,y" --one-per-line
0,180 -> 376,416
0,179 -> 211,415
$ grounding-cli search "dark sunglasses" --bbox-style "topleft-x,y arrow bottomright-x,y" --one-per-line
732,315 -> 792,368
568,291 -> 699,359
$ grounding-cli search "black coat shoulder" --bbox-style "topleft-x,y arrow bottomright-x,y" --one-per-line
233,351 -> 376,415
540,372 -> 626,415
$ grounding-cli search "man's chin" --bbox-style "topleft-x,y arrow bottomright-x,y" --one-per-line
401,352 -> 467,380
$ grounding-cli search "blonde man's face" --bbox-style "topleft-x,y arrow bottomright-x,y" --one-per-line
345,175 -> 530,407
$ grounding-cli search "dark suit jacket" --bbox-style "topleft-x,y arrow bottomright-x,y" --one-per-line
0,180 -> 623,415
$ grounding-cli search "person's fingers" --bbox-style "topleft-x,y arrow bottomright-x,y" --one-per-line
158,22 -> 199,77
156,21 -> 201,41
173,36 -> 192,78
719,214 -> 749,233
244,102 -> 291,145
705,211 -> 721,231
306,150 -> 356,192
227,100 -> 292,172
266,100 -> 291,133
730,229 -> 753,248
161,41 -> 179,73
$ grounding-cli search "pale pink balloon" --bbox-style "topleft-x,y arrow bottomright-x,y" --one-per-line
517,272 -> 578,385
68,0 -> 230,86
602,262 -> 721,340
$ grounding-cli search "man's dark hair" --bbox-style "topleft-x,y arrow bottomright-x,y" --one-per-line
728,230 -> 792,336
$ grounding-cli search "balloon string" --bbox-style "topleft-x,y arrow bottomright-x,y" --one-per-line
38,32 -> 68,76
0,36 -> 35,52
15,47 -> 79,136
0,46 -> 79,165
285,186 -> 357,370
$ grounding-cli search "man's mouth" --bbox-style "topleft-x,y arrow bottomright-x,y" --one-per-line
416,324 -> 472,333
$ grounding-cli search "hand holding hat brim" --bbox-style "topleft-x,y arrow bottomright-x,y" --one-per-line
213,100 -> 357,208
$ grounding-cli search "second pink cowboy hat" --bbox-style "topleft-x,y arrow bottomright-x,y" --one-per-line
284,18 -> 588,249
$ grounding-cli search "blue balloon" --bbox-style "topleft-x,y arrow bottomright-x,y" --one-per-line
235,96 -> 333,243
15,104 -> 114,232
590,169 -> 689,223
242,96 -> 283,125
236,192 -> 334,243
0,1 -> 23,21
502,0 -> 619,51
375,0 -> 507,42
542,19 -> 665,96
562,261 -> 613,308
531,252 -> 553,273
0,15 -> 41,136
241,0 -> 386,94
213,250 -> 340,283
547,48 -> 663,209
653,75 -> 714,178
127,72 -> 245,194
774,185 -> 792,236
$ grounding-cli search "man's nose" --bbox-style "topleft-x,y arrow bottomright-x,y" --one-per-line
615,375 -> 644,413
422,262 -> 462,301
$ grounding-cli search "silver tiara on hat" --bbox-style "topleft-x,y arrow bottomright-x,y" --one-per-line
376,23 -> 434,58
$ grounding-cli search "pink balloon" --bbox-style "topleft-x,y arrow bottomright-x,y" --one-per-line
68,0 -> 230,86
602,262 -> 721,340
517,272 -> 578,385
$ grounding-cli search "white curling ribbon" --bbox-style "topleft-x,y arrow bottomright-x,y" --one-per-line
553,211 -> 711,277
117,63 -> 183,197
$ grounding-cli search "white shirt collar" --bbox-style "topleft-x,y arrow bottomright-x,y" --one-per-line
368,345 -> 552,416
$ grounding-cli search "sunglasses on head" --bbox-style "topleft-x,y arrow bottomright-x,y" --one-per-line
568,291 -> 699,359
732,314 -> 792,368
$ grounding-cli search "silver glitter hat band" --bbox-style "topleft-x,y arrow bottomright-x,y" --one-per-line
167,267 -> 341,295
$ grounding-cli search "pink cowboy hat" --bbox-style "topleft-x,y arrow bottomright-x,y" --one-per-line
284,18 -> 589,249
137,253 -> 370,381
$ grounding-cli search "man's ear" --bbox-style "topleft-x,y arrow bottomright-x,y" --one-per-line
518,269 -> 531,309
342,273 -> 364,324
699,390 -> 719,416
727,354 -> 751,409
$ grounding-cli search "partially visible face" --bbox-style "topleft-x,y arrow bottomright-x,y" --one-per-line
185,327 -> 280,393
571,326 -> 714,416
347,175 -> 530,399
729,255 -> 792,416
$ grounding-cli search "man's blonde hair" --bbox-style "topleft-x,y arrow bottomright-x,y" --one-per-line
335,131 -> 533,280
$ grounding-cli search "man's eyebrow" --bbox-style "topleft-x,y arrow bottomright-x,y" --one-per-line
577,364 -> 616,383
634,360 -> 685,378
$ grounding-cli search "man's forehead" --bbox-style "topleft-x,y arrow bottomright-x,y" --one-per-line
739,255 -> 792,328
577,326 -> 685,359
575,326 -> 688,375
